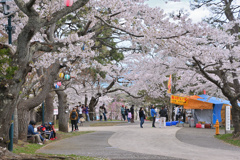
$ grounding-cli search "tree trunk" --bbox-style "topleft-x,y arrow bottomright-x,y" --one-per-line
13,107 -> 18,144
44,92 -> 55,123
56,90 -> 69,132
230,100 -> 240,137
17,63 -> 60,140
18,109 -> 30,141
0,88 -> 20,147
30,108 -> 36,122
89,96 -> 99,121
85,94 -> 88,106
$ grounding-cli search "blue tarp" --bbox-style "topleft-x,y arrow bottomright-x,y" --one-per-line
196,95 -> 231,124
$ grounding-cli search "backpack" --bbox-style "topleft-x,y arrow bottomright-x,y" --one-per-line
71,111 -> 76,119
39,125 -> 46,132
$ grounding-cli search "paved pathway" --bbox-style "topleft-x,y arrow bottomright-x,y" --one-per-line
37,121 -> 240,160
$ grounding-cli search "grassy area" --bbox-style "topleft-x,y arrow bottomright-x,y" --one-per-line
90,122 -> 125,127
215,133 -> 240,147
13,131 -> 104,160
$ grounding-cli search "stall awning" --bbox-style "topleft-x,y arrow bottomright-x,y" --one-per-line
183,98 -> 213,109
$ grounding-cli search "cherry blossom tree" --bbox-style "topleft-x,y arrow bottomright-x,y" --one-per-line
0,0 -> 194,148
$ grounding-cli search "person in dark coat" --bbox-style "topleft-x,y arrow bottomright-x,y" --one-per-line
130,105 -> 134,123
159,106 -> 167,128
125,106 -> 130,123
139,107 -> 145,128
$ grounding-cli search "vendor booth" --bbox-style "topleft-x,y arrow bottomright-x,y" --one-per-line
183,95 -> 232,126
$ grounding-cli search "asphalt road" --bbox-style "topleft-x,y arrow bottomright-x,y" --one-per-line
37,121 -> 240,160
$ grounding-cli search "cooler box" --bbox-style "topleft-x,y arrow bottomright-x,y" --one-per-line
172,121 -> 178,125
166,122 -> 172,126
196,123 -> 202,128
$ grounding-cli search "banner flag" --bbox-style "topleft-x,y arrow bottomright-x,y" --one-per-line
167,75 -> 172,94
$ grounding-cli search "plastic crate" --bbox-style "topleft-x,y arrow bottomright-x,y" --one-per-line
166,122 -> 172,126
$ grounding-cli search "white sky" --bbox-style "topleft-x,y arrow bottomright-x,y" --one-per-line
146,0 -> 211,23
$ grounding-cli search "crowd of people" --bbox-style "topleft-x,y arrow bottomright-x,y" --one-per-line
120,105 -> 135,123
121,105 -> 169,128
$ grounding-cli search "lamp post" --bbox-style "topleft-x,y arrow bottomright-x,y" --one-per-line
1,0 -> 15,152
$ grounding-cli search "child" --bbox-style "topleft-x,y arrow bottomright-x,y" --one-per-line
49,122 -> 57,140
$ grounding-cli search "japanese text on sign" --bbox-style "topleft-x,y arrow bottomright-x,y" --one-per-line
225,106 -> 231,131
171,95 -> 188,105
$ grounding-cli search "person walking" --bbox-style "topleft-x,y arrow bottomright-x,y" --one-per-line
159,106 -> 167,128
76,105 -> 80,124
130,105 -> 135,123
99,106 -> 104,121
121,105 -> 125,121
151,105 -> 157,128
85,105 -> 90,121
139,107 -> 145,128
78,105 -> 83,119
125,106 -> 128,122
70,108 -> 78,132
125,106 -> 131,123
82,105 -> 86,120
102,104 -> 107,121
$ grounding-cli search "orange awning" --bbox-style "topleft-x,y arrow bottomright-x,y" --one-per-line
184,98 -> 213,109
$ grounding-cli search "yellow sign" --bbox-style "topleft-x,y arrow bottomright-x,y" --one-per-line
171,95 -> 188,105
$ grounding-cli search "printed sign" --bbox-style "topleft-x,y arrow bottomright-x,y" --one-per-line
171,95 -> 188,105
54,109 -> 58,115
225,105 -> 231,131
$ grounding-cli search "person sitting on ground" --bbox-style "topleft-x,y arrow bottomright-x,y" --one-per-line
41,122 -> 52,139
48,122 -> 56,140
28,120 -> 45,145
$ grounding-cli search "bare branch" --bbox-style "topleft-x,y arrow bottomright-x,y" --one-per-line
107,88 -> 144,99
95,15 -> 144,38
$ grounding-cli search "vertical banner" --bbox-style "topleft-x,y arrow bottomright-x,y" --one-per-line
225,105 -> 231,133
167,75 -> 172,94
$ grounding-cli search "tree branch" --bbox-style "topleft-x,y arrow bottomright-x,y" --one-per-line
94,15 -> 144,38
44,0 -> 90,26
107,88 -> 144,99
192,56 -> 222,88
